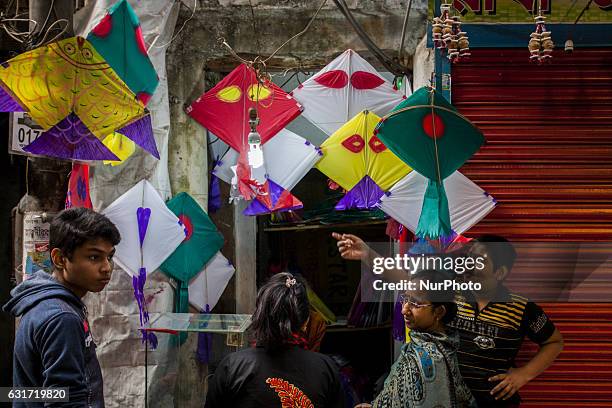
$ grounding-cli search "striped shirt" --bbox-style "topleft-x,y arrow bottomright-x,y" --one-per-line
448,286 -> 556,407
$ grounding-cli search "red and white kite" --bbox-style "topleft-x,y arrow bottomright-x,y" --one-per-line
187,64 -> 302,201
291,49 -> 407,136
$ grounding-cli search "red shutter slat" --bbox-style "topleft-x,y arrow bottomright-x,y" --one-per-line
452,49 -> 612,407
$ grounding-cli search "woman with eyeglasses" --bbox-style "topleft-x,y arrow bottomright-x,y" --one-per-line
356,269 -> 477,408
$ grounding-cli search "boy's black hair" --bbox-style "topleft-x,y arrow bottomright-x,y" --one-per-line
412,269 -> 457,324
49,208 -> 121,260
249,272 -> 310,349
474,234 -> 517,273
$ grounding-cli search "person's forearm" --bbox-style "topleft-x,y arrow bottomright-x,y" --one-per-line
520,339 -> 563,380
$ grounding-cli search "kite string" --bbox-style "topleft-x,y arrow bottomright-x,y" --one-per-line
0,0 -> 68,48
398,0 -> 413,62
262,0 -> 327,64
248,0 -> 262,58
219,0 -> 325,81
150,0 -> 197,50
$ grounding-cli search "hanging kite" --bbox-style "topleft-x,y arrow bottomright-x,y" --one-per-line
190,251 -> 235,363
160,192 -> 224,314
377,171 -> 496,237
290,49 -> 407,136
212,127 -> 321,214
87,0 -> 159,105
316,110 -> 411,210
212,128 -> 321,192
102,180 -> 186,346
65,163 -> 93,209
188,251 -> 235,313
374,86 -> 485,239
0,36 -> 159,161
187,64 -> 302,201
242,179 -> 304,216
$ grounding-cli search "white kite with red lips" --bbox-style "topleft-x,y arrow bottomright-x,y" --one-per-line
290,49 -> 408,136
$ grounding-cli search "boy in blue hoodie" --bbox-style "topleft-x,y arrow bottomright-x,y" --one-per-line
3,207 -> 120,407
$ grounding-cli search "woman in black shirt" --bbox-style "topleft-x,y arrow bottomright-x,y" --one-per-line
205,272 -> 345,408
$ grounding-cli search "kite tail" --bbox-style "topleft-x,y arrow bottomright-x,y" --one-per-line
196,304 -> 213,364
133,267 -> 158,348
416,180 -> 452,240
209,174 -> 222,213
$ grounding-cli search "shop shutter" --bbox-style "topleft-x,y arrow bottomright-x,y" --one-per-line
452,49 -> 612,407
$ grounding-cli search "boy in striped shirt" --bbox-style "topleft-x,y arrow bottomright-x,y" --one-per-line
449,235 -> 564,407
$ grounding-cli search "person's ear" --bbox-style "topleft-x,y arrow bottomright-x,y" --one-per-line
495,265 -> 509,281
434,305 -> 446,322
51,248 -> 66,271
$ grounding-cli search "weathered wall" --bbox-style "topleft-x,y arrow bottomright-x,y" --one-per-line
168,0 -> 427,73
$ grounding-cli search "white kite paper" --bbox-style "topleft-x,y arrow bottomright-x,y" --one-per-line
291,49 -> 408,136
378,171 -> 497,236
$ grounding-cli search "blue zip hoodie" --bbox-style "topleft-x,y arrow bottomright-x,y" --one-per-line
3,270 -> 104,407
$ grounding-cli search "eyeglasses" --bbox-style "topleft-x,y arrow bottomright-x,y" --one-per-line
398,294 -> 433,309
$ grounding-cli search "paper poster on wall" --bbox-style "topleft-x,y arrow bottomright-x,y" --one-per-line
22,213 -> 53,278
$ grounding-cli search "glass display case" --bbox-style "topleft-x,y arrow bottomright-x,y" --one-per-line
140,313 -> 251,407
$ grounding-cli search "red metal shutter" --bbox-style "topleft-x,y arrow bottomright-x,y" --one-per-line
452,49 -> 612,407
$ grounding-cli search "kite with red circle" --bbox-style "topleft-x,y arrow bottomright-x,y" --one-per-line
374,86 -> 485,239
87,0 -> 159,106
65,163 -> 93,209
160,192 -> 224,313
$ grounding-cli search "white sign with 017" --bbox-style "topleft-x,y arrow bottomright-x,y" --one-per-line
9,112 -> 43,156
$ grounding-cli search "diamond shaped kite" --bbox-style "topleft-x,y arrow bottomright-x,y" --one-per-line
160,192 -> 224,313
187,64 -> 302,202
187,64 -> 302,152
103,180 -> 185,345
316,110 -> 411,210
87,0 -> 159,105
212,127 -> 321,215
188,251 -> 235,313
0,36 -> 159,161
65,163 -> 92,209
375,86 -> 485,239
291,49 -> 407,136
212,128 -> 322,192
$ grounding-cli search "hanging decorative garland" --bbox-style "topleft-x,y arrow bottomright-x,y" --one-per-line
432,3 -> 470,63
528,2 -> 554,63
